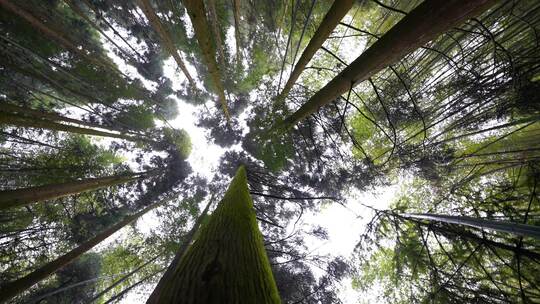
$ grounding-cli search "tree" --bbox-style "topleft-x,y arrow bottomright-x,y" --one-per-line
277,0 -> 354,102
183,0 -> 231,122
0,171 -> 152,210
279,0 -> 497,129
0,192 -> 174,303
148,166 -> 280,303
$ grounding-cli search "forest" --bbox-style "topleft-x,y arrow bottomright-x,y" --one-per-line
0,0 -> 539,303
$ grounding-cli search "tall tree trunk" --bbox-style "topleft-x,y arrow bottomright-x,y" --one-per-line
279,0 -> 497,129
183,0 -> 231,123
0,197 -> 169,303
1,103 -> 128,134
232,0 -> 242,66
402,213 -> 540,240
0,0 -> 117,72
0,110 -> 150,143
277,0 -> 354,102
207,0 -> 226,68
148,167 -> 280,303
89,253 -> 164,303
137,0 -> 195,87
0,171 -> 149,210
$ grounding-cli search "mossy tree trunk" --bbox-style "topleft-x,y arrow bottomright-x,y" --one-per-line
279,0 -> 497,129
148,166 -> 280,303
277,0 -> 354,102
0,172 -> 148,210
0,198 -> 168,303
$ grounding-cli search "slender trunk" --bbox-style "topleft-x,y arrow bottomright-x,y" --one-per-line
402,213 -> 540,240
88,253 -> 163,303
0,0 -> 116,72
0,198 -> 169,303
148,167 -> 280,303
277,0 -> 354,102
146,195 -> 215,303
0,172 -> 148,210
28,272 -> 130,304
0,110 -> 150,143
137,0 -> 195,87
207,0 -> 226,67
279,0 -> 497,129
1,103 -> 127,134
183,0 -> 231,122
232,0 -> 242,66
104,268 -> 165,304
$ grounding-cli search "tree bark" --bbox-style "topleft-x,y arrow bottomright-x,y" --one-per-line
0,110 -> 149,143
402,213 -> 540,240
1,103 -> 127,134
137,0 -> 195,87
277,0 -> 354,102
232,0 -> 242,66
183,0 -> 231,123
0,197 -> 169,303
207,0 -> 226,68
0,172 -> 147,210
148,166 -> 280,303
0,0 -> 117,72
279,0 -> 497,129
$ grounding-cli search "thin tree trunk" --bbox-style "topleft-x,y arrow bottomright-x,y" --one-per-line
0,172 -> 148,210
232,0 -> 242,66
28,272 -> 130,304
0,197 -> 170,303
183,0 -> 231,123
0,110 -> 150,143
104,268 -> 165,304
1,103 -> 128,134
137,0 -> 195,87
402,213 -> 540,240
146,195 -> 215,303
148,167 -> 280,303
88,253 -> 164,303
0,0 -> 117,72
277,0 -> 354,102
207,0 -> 226,67
279,0 -> 497,129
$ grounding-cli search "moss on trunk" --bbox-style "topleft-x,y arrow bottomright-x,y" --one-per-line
149,166 -> 280,303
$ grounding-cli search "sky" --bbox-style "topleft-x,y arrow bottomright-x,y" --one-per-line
93,14 -> 402,303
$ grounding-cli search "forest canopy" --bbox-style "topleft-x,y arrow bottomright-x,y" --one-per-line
0,0 -> 539,303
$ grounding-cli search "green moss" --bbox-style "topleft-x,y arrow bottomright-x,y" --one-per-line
154,166 -> 281,303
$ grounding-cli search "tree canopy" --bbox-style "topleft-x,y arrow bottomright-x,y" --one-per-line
0,0 -> 539,303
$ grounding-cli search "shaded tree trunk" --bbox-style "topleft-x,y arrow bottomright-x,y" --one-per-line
183,0 -> 231,122
1,103 -> 128,134
279,0 -> 497,129
402,213 -> 540,240
207,0 -> 226,67
0,110 -> 150,143
0,0 -> 116,72
232,0 -> 242,66
137,0 -> 195,87
277,0 -> 354,102
0,197 -> 169,303
0,172 -> 149,210
148,167 -> 280,303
